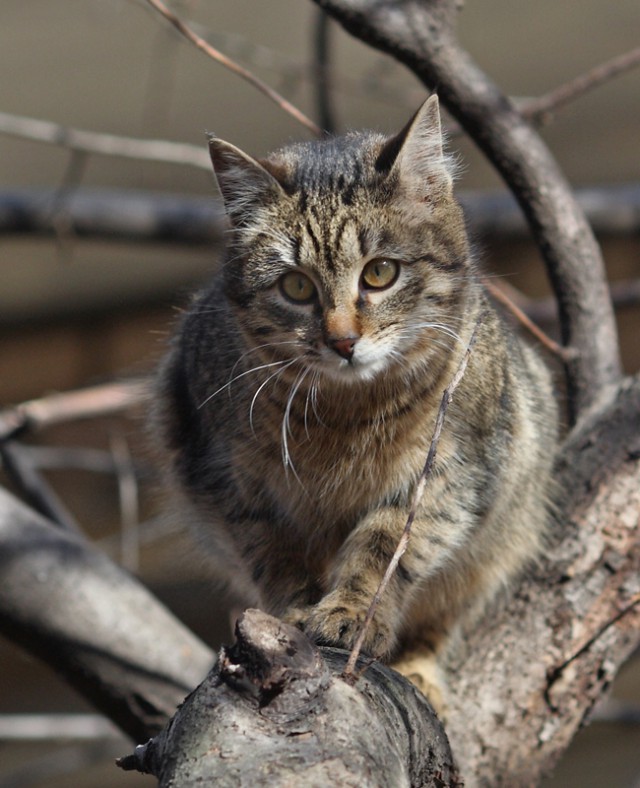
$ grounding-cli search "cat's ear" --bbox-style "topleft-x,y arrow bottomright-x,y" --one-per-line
377,95 -> 453,199
208,136 -> 288,225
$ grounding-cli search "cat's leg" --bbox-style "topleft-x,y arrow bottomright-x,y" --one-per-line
295,489 -> 479,659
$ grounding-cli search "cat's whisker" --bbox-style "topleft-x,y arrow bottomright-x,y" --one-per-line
409,322 -> 464,344
248,356 -> 302,435
281,366 -> 310,488
310,372 -> 326,428
198,357 -> 291,409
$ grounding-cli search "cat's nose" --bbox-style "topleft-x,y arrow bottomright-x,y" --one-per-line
328,336 -> 359,361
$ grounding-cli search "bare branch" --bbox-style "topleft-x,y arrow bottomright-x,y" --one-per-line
144,0 -> 322,137
343,320 -> 481,678
0,111 -> 211,171
312,8 -> 338,133
0,381 -> 147,441
0,487 -> 214,741
483,279 -> 571,361
524,46 -> 640,124
0,441 -> 81,532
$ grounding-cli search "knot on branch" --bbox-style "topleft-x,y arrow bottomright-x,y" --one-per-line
220,609 -> 330,714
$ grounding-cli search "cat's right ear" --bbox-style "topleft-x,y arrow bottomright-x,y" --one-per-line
208,136 -> 287,226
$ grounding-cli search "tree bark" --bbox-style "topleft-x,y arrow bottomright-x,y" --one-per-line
0,488 -> 214,742
118,610 -> 458,787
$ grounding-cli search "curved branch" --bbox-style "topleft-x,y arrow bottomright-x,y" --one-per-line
311,0 -> 621,420
0,488 -> 214,741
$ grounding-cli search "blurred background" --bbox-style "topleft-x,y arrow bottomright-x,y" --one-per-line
0,1 -> 638,785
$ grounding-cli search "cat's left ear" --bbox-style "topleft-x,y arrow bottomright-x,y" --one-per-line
378,94 -> 454,199
208,136 -> 288,226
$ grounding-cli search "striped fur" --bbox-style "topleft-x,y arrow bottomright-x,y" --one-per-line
156,96 -> 558,703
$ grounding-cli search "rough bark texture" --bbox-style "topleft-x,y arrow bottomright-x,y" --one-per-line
0,488 -> 214,742
441,374 -> 640,785
118,610 -> 458,787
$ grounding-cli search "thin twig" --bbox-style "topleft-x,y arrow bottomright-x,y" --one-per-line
0,111 -> 211,170
110,433 -> 141,573
0,381 -> 147,441
342,320 -> 482,679
144,0 -> 322,137
482,279 -> 574,361
523,46 -> 640,124
447,46 -> 640,137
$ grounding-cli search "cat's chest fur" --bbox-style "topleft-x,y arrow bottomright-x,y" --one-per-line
228,366 -> 455,532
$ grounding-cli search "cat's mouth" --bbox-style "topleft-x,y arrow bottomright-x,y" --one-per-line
315,347 -> 390,384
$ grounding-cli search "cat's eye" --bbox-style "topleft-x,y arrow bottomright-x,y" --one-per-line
279,271 -> 317,304
361,258 -> 400,290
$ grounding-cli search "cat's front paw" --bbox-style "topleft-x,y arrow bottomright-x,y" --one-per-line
293,592 -> 394,658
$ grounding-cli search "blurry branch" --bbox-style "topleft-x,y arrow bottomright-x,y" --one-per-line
0,381 -> 147,441
523,46 -> 640,124
0,714 -> 121,741
483,280 -> 570,361
312,8 -> 338,133
2,183 -> 639,244
496,278 -> 640,329
0,441 -> 82,532
110,433 -> 141,573
0,111 -> 211,171
144,0 -> 322,137
0,487 -> 214,742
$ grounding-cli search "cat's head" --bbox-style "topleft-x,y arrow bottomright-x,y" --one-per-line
209,95 -> 473,385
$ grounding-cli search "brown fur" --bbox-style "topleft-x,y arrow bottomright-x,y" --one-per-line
156,97 -> 558,707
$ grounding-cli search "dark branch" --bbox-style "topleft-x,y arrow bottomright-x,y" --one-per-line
2,184 -> 639,245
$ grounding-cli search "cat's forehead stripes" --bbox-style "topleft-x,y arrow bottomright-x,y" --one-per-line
294,209 -> 365,277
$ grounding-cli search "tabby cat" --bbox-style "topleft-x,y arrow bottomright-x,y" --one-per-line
158,96 -> 558,704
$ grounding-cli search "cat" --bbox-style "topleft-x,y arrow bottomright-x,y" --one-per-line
156,95 -> 558,706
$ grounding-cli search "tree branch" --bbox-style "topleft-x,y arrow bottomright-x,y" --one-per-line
117,610 -> 458,785
0,487 -> 214,742
311,0 -> 622,421
524,46 -> 640,124
0,381 -> 147,442
443,373 -> 640,783
144,0 -> 322,137
0,111 -> 211,171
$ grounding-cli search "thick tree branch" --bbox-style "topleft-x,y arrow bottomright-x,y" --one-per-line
311,0 -> 622,421
443,373 -> 640,784
0,488 -> 214,742
118,610 -> 458,786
